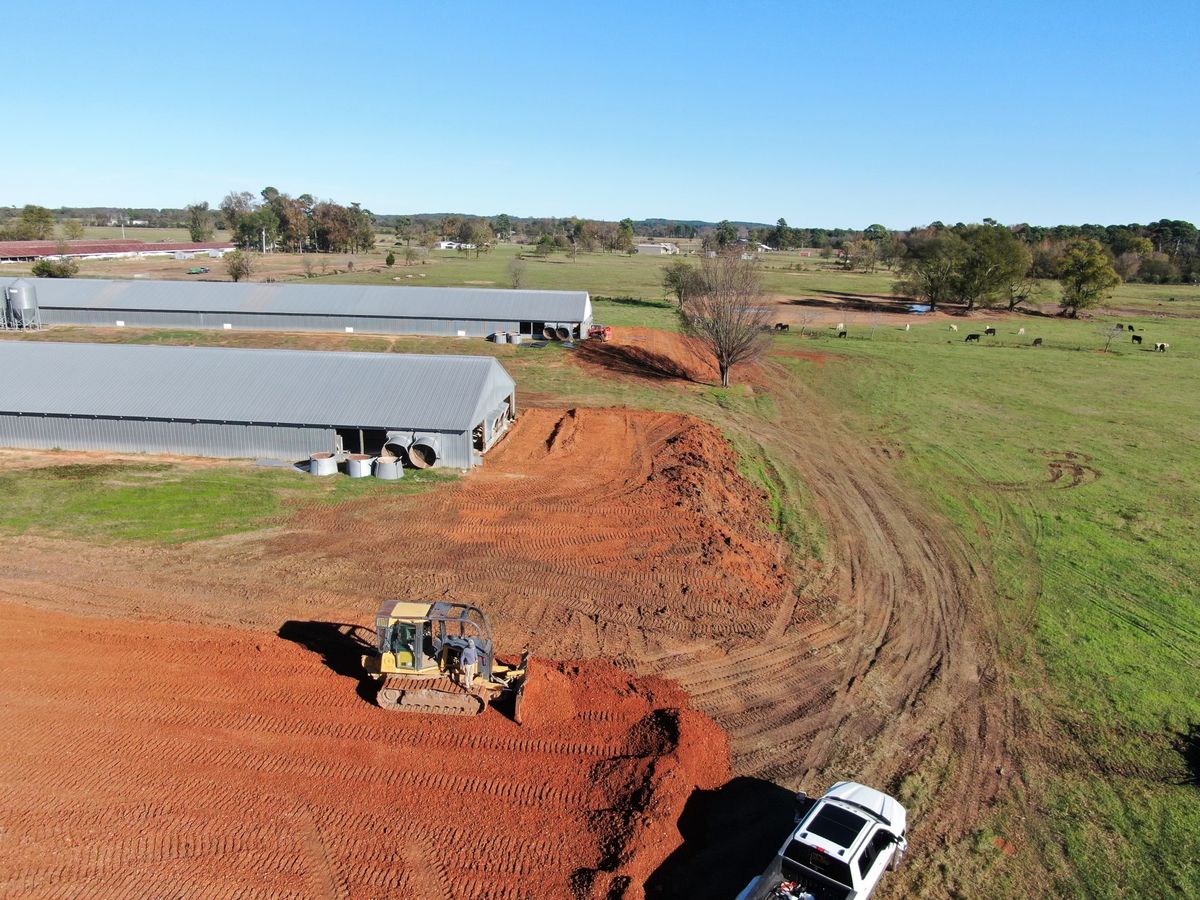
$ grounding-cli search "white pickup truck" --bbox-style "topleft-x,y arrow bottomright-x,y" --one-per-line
735,781 -> 908,900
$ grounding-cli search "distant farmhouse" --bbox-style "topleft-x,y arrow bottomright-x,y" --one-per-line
0,239 -> 234,264
635,242 -> 680,256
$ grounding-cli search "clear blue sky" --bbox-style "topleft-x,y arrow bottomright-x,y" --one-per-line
3,0 -> 1197,228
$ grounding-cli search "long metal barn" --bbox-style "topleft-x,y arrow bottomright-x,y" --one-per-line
0,342 -> 517,467
0,277 -> 593,340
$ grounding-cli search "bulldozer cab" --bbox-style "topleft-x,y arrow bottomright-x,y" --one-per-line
373,600 -> 496,679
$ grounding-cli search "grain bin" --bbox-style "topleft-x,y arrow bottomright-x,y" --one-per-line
5,280 -> 40,329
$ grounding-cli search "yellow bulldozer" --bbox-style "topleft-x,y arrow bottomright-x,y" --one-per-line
361,600 -> 530,721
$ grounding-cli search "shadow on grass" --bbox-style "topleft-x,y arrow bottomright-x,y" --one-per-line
576,340 -> 703,383
1179,724 -> 1200,786
595,295 -> 676,310
278,619 -> 377,703
645,776 -> 795,900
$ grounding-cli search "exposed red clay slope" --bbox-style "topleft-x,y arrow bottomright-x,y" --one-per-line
0,601 -> 728,900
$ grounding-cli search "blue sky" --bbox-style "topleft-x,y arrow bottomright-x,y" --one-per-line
3,0 -> 1197,228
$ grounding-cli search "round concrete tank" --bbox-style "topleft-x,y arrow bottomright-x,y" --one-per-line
489,332 -> 504,343
6,280 -> 38,327
555,325 -> 571,341
374,457 -> 403,480
509,333 -> 522,346
345,454 -> 373,478
542,324 -> 557,340
408,434 -> 440,469
309,452 -> 338,476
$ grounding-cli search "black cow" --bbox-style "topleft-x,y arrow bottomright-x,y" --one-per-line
838,330 -> 847,338
1128,324 -> 1136,332
775,322 -> 790,332
1132,334 -> 1143,345
965,333 -> 981,342
1032,337 -> 1043,347
984,327 -> 997,336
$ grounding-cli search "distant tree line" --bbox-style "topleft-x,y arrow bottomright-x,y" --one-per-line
211,188 -> 376,253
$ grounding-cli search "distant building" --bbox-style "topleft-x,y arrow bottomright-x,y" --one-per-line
0,240 -> 233,264
635,242 -> 679,256
434,241 -> 475,251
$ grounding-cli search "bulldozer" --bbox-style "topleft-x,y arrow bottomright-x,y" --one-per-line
361,600 -> 530,721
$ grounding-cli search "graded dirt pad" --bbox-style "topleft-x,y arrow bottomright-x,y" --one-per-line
0,601 -> 728,900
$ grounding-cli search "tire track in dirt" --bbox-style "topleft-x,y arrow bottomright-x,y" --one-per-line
0,601 -> 729,900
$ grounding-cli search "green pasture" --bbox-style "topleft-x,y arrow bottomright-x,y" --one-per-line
0,461 -> 448,544
773,316 -> 1200,896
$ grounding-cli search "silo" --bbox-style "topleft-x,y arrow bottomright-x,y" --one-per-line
5,280 -> 41,329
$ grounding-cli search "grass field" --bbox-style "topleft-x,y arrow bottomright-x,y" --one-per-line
0,460 -> 449,544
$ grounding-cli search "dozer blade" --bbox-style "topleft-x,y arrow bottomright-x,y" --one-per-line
376,675 -> 486,717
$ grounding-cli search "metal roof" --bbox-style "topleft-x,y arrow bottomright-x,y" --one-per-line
0,341 -> 515,432
0,240 -> 233,258
1,277 -> 591,322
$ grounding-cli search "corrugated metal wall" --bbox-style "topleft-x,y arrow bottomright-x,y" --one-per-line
39,308 -> 591,338
0,414 -> 482,466
0,414 -> 338,458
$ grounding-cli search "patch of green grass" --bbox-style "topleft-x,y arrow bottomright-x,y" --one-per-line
779,317 -> 1200,895
0,462 -> 449,544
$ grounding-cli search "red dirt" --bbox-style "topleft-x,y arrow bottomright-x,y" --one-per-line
0,601 -> 728,899
576,326 -> 763,386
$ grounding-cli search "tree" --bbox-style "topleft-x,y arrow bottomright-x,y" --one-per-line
1098,323 -> 1124,353
950,225 -> 1031,311
404,247 -> 419,266
714,220 -> 738,247
508,257 -> 527,289
842,239 -> 878,272
1057,239 -> 1121,317
893,230 -> 966,310
617,218 -> 635,254
219,191 -> 255,232
31,257 -> 78,278
224,250 -> 254,283
493,214 -> 513,240
60,219 -> 86,241
662,259 -> 703,307
681,254 -> 773,387
185,202 -> 214,242
385,251 -> 395,267
11,205 -> 56,240
534,234 -> 556,256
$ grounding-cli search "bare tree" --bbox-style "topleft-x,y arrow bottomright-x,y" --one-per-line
224,250 -> 254,283
301,255 -> 314,278
681,255 -> 773,387
508,257 -> 527,289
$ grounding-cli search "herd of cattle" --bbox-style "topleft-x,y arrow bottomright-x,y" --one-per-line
771,319 -> 1173,352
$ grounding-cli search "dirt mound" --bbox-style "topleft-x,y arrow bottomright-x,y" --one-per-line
269,407 -> 793,661
0,602 -> 729,899
576,326 -> 762,386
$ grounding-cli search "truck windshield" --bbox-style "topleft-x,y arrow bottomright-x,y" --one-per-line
783,840 -> 853,889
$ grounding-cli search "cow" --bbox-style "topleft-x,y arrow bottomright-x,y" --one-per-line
949,324 -> 958,332
835,322 -> 845,331
965,333 -> 981,343
984,327 -> 997,336
1132,334 -> 1143,345
1032,338 -> 1043,347
838,330 -> 848,338
1117,324 -> 1125,331
1128,324 -> 1136,332
904,323 -> 911,331
1156,342 -> 1170,352
774,322 -> 790,332
1017,327 -> 1025,335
